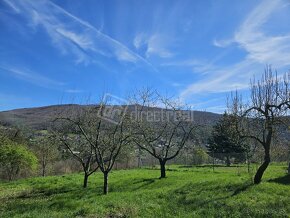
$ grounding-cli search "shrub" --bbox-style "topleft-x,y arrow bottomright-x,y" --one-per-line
0,137 -> 38,180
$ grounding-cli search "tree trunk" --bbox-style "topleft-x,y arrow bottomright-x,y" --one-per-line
246,152 -> 250,174
226,155 -> 231,167
7,166 -> 14,181
83,173 -> 89,188
137,147 -> 142,168
212,151 -> 215,172
288,162 -> 290,174
42,159 -> 46,177
138,155 -> 142,168
103,172 -> 109,195
159,159 -> 166,178
254,146 -> 270,184
126,158 -> 129,169
8,169 -> 12,181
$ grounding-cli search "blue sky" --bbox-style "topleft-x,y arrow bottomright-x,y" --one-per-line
1,0 -> 290,112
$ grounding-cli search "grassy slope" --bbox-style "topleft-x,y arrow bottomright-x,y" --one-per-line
0,164 -> 289,218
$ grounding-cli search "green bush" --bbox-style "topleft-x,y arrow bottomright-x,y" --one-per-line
0,137 -> 38,180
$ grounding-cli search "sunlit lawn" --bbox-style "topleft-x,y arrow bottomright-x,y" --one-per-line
0,164 -> 289,217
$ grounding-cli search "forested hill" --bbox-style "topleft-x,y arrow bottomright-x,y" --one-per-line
0,104 -> 221,130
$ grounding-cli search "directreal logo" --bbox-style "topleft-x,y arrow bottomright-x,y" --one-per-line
97,93 -> 129,124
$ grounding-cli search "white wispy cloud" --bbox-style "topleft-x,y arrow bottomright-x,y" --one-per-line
134,33 -> 174,58
0,65 -> 64,89
162,47 -> 233,75
2,0 -> 20,13
180,59 -> 257,100
4,0 -> 157,71
146,34 -> 174,58
162,58 -> 218,74
55,28 -> 94,51
181,0 -> 290,100
133,33 -> 146,49
162,59 -> 202,67
203,105 -> 227,114
65,89 -> 84,93
115,49 -> 138,63
212,38 -> 234,48
234,0 -> 290,66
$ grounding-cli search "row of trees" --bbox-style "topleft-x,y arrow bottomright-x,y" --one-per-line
52,67 -> 289,193
52,91 -> 197,194
1,66 -> 289,193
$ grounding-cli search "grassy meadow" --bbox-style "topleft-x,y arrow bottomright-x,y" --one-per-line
0,164 -> 289,218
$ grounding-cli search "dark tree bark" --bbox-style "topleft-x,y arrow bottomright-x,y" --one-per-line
226,155 -> 231,167
8,169 -> 13,181
288,162 -> 290,174
83,173 -> 89,188
41,157 -> 46,177
159,159 -> 166,178
246,152 -> 250,174
253,125 -> 272,184
103,172 -> 109,195
212,151 -> 215,172
254,146 -> 270,184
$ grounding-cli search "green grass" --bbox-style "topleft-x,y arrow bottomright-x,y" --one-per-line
0,164 -> 289,218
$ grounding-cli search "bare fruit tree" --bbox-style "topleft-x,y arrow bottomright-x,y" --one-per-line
92,104 -> 131,194
130,89 -> 196,178
54,101 -> 131,194
53,105 -> 99,188
229,67 -> 290,184
31,132 -> 59,177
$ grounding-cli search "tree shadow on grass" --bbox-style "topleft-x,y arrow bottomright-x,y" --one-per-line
132,178 -> 158,191
231,182 -> 253,196
178,165 -> 238,169
167,180 -> 253,210
268,174 -> 290,185
16,185 -> 79,199
107,177 -> 160,193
